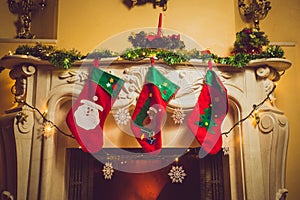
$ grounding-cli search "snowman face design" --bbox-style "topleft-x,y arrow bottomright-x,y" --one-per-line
74,98 -> 103,130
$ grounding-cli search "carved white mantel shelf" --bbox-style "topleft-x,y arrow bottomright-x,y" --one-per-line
0,55 -> 291,200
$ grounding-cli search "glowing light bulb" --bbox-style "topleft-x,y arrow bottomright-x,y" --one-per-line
43,121 -> 53,138
43,108 -> 48,117
175,157 -> 179,163
252,110 -> 260,126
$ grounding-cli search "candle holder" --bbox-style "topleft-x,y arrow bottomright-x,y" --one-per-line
123,0 -> 168,11
238,0 -> 271,30
7,0 -> 47,39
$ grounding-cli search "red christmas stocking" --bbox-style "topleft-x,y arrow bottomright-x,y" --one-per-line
131,66 -> 179,153
66,66 -> 124,153
188,63 -> 228,155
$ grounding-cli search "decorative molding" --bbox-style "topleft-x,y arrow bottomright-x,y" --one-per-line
269,42 -> 296,47
256,66 -> 271,78
256,66 -> 279,103
1,190 -> 14,200
15,109 -> 34,134
0,38 -> 57,44
257,109 -> 289,200
258,113 -> 275,134
115,65 -> 233,110
256,66 -> 280,81
58,70 -> 88,84
278,116 -> 287,127
219,71 -> 233,79
276,188 -> 288,200
115,65 -> 209,110
9,65 -> 36,103
115,65 -> 170,109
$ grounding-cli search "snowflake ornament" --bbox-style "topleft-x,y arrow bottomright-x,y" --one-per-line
171,108 -> 186,124
168,165 -> 187,183
113,108 -> 131,125
102,162 -> 114,180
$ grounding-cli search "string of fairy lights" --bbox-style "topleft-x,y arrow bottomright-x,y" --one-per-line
20,100 -> 74,138
13,70 -> 284,141
12,69 -> 284,183
221,84 -> 277,136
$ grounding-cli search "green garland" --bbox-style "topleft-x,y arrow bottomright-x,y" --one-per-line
8,27 -> 286,69
214,45 -> 285,68
120,48 -> 190,64
12,43 -> 284,69
120,46 -> 284,67
86,49 -> 118,59
15,43 -> 83,69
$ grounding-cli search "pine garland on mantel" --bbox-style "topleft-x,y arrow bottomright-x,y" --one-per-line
10,43 -> 284,69
5,27 -> 284,69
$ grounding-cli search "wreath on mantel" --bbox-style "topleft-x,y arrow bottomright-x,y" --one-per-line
2,27 -> 285,70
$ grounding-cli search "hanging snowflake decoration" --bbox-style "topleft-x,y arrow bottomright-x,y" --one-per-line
171,108 -> 186,124
102,162 -> 114,180
222,134 -> 230,155
168,165 -> 187,183
16,111 -> 28,124
113,108 -> 131,125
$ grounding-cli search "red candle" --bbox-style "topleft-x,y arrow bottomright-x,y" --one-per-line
157,13 -> 162,37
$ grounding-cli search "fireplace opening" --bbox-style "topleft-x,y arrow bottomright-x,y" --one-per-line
66,148 -> 231,200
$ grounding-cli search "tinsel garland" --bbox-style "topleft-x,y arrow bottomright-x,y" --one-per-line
11,43 -> 284,69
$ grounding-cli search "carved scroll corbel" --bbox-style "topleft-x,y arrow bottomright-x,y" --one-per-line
58,70 -> 88,83
256,66 -> 281,82
9,64 -> 36,104
6,64 -> 36,133
256,66 -> 280,104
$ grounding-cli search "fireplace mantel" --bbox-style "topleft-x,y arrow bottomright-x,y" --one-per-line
0,55 -> 291,200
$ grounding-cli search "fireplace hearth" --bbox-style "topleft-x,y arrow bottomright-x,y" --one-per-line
67,148 -> 230,200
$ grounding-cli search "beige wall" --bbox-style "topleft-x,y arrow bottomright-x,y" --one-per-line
260,1 -> 300,200
0,0 -> 299,199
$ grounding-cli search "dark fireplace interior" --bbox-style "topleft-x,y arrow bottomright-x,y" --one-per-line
67,148 -> 231,200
